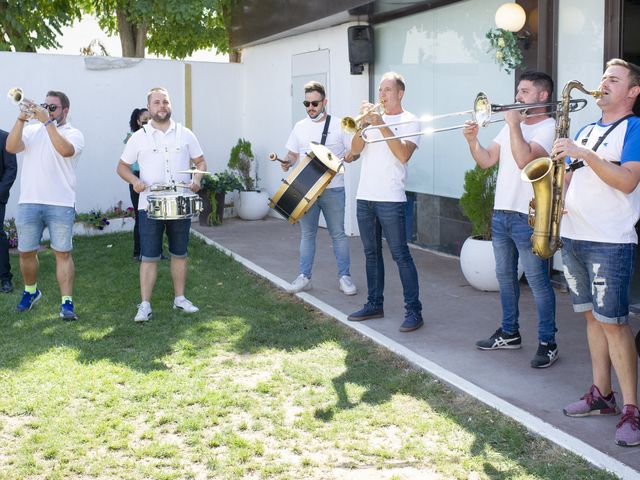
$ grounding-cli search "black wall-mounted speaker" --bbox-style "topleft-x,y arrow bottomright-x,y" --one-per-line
347,25 -> 374,65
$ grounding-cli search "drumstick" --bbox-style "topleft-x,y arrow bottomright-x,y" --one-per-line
268,152 -> 286,164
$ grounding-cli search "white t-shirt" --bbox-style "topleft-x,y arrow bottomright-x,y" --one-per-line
19,123 -> 85,207
121,120 -> 204,210
492,117 -> 555,214
561,116 -> 640,244
356,111 -> 421,202
286,115 -> 352,189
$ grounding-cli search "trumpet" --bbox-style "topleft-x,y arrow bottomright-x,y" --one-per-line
341,101 -> 384,133
359,92 -> 590,144
7,87 -> 38,119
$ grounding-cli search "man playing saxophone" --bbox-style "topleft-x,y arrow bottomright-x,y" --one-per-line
556,59 -> 640,447
462,71 -> 558,368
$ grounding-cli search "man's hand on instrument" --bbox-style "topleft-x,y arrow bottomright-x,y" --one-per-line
133,180 -> 148,193
552,138 -> 584,160
281,159 -> 292,172
34,104 -> 50,124
462,120 -> 479,141
504,108 -> 524,127
189,181 -> 201,193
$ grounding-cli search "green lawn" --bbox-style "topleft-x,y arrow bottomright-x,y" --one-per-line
0,233 -> 618,480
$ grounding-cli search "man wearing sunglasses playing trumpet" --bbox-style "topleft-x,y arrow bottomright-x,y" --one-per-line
6,90 -> 85,321
279,81 -> 357,296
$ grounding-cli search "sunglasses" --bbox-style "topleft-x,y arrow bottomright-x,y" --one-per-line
302,100 -> 323,108
40,103 -> 60,112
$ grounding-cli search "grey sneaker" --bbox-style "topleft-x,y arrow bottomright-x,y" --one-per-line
339,275 -> 357,295
287,274 -> 311,293
134,302 -> 152,322
476,328 -> 521,350
563,384 -> 620,417
616,404 -> 640,447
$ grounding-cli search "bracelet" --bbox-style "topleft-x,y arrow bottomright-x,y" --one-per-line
44,119 -> 54,126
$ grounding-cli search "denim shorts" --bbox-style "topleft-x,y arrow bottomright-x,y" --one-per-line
139,210 -> 191,261
16,203 -> 75,253
561,237 -> 636,324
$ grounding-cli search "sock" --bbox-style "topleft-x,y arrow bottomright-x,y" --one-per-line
25,284 -> 37,294
175,295 -> 185,302
62,295 -> 73,304
140,301 -> 151,308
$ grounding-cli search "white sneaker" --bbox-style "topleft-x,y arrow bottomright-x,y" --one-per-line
134,302 -> 152,322
173,297 -> 199,313
339,275 -> 357,295
288,274 -> 312,293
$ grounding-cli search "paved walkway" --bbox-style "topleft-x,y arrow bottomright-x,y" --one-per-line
192,217 -> 640,479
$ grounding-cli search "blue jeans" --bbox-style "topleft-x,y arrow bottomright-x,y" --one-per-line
492,210 -> 556,343
139,211 -> 191,261
298,187 -> 350,278
561,237 -> 636,325
356,200 -> 421,313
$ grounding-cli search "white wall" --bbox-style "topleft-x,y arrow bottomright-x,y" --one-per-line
0,52 -> 241,219
374,0 -> 514,199
238,22 -> 370,236
556,0 -> 605,130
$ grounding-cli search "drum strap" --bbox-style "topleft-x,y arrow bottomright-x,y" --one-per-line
143,123 -> 183,184
320,115 -> 331,145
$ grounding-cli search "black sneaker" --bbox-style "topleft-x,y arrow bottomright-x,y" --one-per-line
530,342 -> 558,368
476,328 -> 521,350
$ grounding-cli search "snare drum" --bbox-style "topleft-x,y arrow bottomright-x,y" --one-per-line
147,193 -> 203,220
269,143 -> 343,224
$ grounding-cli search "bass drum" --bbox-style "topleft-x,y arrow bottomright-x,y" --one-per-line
269,142 -> 343,224
147,193 -> 203,220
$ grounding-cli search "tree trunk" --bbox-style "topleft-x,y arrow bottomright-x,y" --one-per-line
116,7 -> 146,58
229,49 -> 241,63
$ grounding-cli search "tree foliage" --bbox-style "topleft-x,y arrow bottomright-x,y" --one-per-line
0,0 -> 81,52
83,0 -> 234,59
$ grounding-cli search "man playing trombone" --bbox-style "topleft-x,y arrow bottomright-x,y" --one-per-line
462,71 -> 558,368
346,72 -> 423,332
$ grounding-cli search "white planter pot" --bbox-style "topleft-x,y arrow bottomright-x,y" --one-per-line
459,236 -> 523,292
236,191 -> 270,221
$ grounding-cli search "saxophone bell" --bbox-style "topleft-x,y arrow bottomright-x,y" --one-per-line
521,80 -> 601,259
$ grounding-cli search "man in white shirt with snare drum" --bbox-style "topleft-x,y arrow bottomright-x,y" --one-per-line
117,87 -> 206,322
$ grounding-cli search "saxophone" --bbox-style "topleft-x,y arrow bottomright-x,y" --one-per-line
520,80 -> 602,259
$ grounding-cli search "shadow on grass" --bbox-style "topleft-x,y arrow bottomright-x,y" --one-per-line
0,232 -> 618,479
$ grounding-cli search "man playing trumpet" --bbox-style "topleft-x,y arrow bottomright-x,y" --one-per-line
347,72 -> 423,332
6,90 -> 85,320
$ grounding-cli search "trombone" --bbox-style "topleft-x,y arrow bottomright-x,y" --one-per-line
359,92 -> 589,144
341,101 -> 384,133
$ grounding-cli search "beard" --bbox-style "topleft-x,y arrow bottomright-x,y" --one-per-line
151,110 -> 172,123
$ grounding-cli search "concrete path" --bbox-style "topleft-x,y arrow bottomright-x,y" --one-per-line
192,217 -> 640,479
